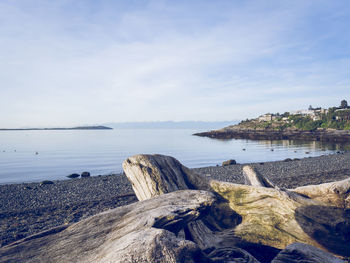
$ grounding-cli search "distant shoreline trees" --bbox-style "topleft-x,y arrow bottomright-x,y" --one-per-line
240,100 -> 350,131
341,99 -> 348,109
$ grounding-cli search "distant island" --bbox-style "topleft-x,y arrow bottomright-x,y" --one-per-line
0,126 -> 113,131
194,100 -> 350,142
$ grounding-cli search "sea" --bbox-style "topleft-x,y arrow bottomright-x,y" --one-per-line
0,128 -> 349,184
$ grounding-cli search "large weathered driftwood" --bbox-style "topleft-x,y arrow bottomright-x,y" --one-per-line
123,154 -> 350,260
122,154 -> 210,200
293,178 -> 350,209
242,165 -> 275,188
0,190 -> 216,263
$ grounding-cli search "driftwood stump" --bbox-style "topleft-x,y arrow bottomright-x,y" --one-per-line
123,154 -> 350,262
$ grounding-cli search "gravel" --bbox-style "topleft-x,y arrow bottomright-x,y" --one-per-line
194,152 -> 350,188
1,152 -> 350,247
0,174 -> 136,247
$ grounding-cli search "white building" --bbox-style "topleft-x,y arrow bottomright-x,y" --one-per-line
291,108 -> 328,116
290,110 -> 315,116
259,114 -> 273,122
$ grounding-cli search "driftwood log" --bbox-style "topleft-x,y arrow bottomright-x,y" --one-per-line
123,154 -> 350,262
0,190 -> 217,263
1,154 -> 349,262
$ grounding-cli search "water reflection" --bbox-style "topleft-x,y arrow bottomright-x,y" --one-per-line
255,139 -> 350,151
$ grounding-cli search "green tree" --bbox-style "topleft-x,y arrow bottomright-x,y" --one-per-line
340,100 -> 348,109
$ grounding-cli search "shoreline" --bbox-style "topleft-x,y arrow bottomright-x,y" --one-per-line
1,152 -> 350,247
194,128 -> 350,142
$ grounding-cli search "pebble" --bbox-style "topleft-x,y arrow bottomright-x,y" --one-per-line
0,173 -> 135,247
40,181 -> 54,186
222,159 -> 237,166
81,172 -> 90,178
67,173 -> 80,179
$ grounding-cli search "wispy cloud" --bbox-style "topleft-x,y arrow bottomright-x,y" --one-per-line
0,0 -> 349,127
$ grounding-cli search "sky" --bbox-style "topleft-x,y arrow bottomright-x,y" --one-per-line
1,0 -> 350,128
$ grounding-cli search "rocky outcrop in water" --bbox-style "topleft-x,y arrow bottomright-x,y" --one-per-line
194,128 -> 350,142
1,154 -> 349,262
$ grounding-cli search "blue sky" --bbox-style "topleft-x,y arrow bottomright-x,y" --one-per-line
1,0 -> 350,127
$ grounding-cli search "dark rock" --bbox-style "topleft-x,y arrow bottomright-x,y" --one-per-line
283,158 -> 293,162
222,159 -> 237,166
271,243 -> 345,263
23,186 -> 32,190
40,181 -> 54,186
81,172 -> 90,178
67,173 -> 80,179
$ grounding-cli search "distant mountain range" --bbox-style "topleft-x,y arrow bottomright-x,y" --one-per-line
104,121 -> 238,130
0,126 -> 113,131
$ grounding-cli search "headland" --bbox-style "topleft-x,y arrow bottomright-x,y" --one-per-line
195,101 -> 350,142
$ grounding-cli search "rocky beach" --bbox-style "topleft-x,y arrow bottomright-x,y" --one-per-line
2,0 -> 350,261
1,152 -> 350,250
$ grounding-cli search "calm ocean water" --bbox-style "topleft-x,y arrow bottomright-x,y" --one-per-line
0,129 -> 349,184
